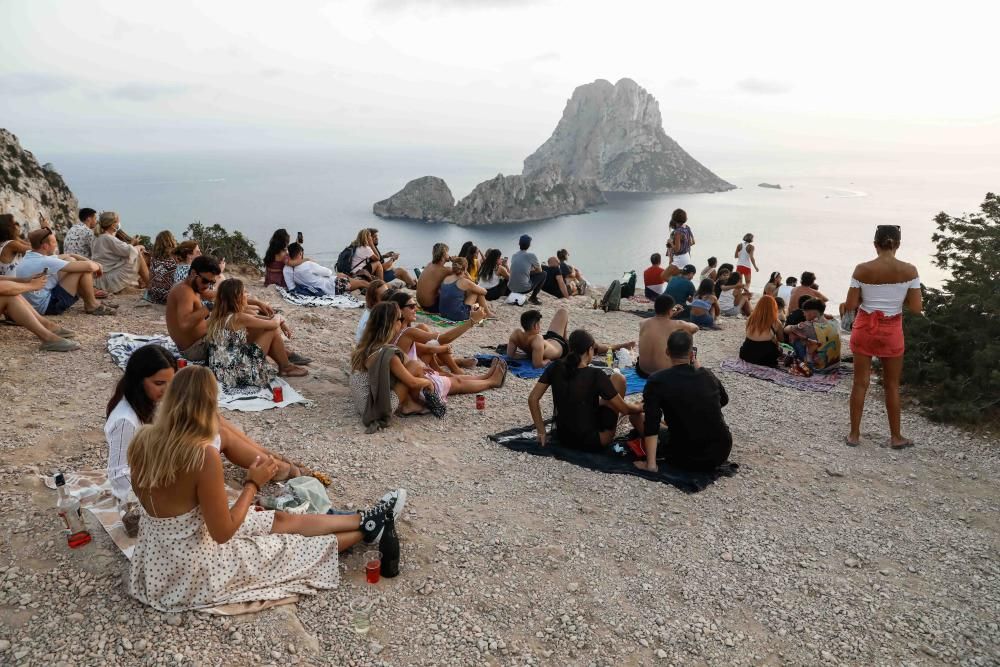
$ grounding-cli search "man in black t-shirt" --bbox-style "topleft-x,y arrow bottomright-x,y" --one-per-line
540,257 -> 572,299
637,330 -> 732,472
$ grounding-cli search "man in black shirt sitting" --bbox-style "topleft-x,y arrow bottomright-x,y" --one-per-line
636,330 -> 732,472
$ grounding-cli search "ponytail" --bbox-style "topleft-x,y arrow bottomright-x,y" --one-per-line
563,329 -> 595,379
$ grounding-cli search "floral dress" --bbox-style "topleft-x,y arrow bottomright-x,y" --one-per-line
208,316 -> 276,392
145,257 -> 177,304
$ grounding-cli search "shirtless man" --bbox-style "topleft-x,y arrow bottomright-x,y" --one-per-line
789,271 -> 828,312
415,243 -> 450,312
636,294 -> 699,378
508,308 -> 634,369
166,255 -> 220,361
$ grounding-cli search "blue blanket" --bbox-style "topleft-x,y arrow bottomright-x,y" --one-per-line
476,354 -> 646,395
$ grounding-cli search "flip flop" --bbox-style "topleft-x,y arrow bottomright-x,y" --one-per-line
844,436 -> 860,447
496,359 -> 509,387
889,440 -> 914,450
85,305 -> 115,316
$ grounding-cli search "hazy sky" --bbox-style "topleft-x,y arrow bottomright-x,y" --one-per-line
2,0 -> 998,157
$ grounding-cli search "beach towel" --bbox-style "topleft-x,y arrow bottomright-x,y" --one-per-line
274,286 -> 362,309
475,353 -> 646,395
719,358 -> 848,393
416,309 -> 461,327
107,333 -> 309,411
488,424 -> 738,493
629,309 -> 656,318
40,470 -> 298,615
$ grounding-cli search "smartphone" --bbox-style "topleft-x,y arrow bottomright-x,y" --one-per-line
42,267 -> 49,275
296,232 -> 304,244
691,346 -> 698,361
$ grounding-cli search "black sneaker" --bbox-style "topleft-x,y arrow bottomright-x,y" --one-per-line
358,489 -> 403,544
421,388 -> 447,419
528,296 -> 542,306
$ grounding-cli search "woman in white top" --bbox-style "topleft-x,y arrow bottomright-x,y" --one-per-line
92,212 -> 150,293
734,233 -> 759,287
843,225 -> 922,449
106,345 -> 326,503
349,229 -> 382,280
478,249 -> 511,301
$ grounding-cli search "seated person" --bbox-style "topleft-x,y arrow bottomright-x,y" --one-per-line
507,235 -> 546,305
556,249 -> 587,294
415,243 -> 451,312
527,329 -> 644,450
263,229 -> 291,288
167,255 -> 220,361
0,275 -> 80,351
368,228 -> 416,288
508,308 -> 634,369
643,253 -> 668,300
664,264 -> 698,316
477,249 -> 510,301
206,279 -> 308,387
739,295 -> 783,367
700,256 -> 718,282
777,276 -> 797,306
92,212 -> 150,293
636,294 -> 699,378
688,279 -> 720,329
763,271 -> 782,298
456,241 -> 482,282
438,257 -> 492,321
355,279 -> 388,344
62,208 -> 97,259
540,257 -> 572,299
106,345 -> 326,502
126,364 -> 405,612
0,213 -> 30,276
718,270 -> 752,317
784,299 -> 841,370
284,243 -> 367,295
171,241 -> 201,285
713,264 -> 733,297
789,271 -> 828,311
785,294 -> 812,326
144,231 -> 178,305
775,296 -> 787,325
14,227 -> 112,316
636,330 -> 733,473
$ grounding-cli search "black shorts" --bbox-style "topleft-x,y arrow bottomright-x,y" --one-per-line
635,364 -> 651,379
45,284 -> 78,316
543,330 -> 569,359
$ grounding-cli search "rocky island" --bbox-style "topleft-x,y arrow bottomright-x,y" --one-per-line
373,78 -> 733,226
1,128 -> 78,234
758,183 -> 782,189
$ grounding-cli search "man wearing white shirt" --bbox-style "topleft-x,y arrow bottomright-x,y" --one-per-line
14,227 -> 113,316
284,243 -> 368,296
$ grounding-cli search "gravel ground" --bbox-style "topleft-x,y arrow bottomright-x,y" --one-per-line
0,282 -> 997,666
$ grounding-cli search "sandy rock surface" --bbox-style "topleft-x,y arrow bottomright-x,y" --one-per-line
0,283 -> 997,666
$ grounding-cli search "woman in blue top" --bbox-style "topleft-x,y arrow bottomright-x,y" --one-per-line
438,258 -> 493,321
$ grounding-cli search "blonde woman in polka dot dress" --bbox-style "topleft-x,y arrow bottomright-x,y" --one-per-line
126,365 -> 404,612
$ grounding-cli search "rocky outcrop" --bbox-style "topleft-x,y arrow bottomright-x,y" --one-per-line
0,129 -> 78,234
452,165 -> 604,227
522,78 -> 734,194
373,176 -> 455,223
758,183 -> 782,189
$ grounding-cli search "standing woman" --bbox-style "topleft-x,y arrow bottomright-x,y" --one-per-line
734,233 -> 759,287
126,365 -> 403,612
664,209 -> 694,279
93,212 -> 151,292
144,231 -> 178,304
478,249 -> 510,301
844,225 -> 922,449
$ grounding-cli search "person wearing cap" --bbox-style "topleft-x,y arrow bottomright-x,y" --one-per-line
508,235 -> 547,305
13,227 -> 113,316
664,264 -> 698,319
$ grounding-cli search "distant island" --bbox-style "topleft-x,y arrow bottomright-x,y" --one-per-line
374,78 -> 734,226
758,183 -> 782,189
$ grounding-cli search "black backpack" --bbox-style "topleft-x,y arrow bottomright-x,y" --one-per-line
335,246 -> 356,274
619,270 -> 637,299
598,280 -> 622,312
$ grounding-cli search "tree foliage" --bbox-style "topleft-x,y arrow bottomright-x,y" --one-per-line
902,192 -> 1000,424
183,222 -> 261,269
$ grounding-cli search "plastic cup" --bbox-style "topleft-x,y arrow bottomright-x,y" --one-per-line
364,550 -> 381,584
350,597 -> 371,635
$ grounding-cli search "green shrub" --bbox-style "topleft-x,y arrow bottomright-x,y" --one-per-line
183,222 -> 261,268
902,192 -> 1000,425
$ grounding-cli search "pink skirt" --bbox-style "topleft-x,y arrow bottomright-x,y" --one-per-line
850,309 -> 904,358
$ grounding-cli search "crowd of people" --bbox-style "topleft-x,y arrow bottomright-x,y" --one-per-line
0,204 -> 922,613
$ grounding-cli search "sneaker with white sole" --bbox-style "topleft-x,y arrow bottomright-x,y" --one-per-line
359,488 -> 405,544
40,338 -> 81,352
379,488 -> 407,522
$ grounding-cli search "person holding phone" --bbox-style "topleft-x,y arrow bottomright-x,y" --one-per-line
14,227 -> 112,316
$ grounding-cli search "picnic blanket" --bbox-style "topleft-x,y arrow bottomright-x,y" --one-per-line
416,310 -> 461,327
719,358 -> 849,393
475,353 -> 646,395
488,424 -> 738,493
274,286 -> 362,309
107,333 -> 308,411
41,470 -> 297,615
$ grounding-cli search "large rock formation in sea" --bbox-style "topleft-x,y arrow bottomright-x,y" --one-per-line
523,78 -> 734,193
0,129 -> 78,234
373,176 -> 455,223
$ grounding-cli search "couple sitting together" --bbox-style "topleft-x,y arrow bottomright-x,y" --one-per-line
415,243 -> 496,321
738,294 -> 841,371
527,328 -> 732,474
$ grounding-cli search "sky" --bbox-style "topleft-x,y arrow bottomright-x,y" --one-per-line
1,0 -> 998,159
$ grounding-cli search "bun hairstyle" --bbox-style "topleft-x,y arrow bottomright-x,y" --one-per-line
743,233 -> 754,243
562,329 -> 595,378
450,257 -> 468,275
98,211 -> 120,232
875,225 -> 901,250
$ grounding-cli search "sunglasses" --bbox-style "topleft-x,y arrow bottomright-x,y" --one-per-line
196,274 -> 217,287
403,303 -> 417,310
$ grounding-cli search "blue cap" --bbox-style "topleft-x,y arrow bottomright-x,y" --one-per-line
519,234 -> 532,245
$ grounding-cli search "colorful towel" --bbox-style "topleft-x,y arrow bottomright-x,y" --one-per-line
274,286 -> 362,309
488,424 -> 738,493
416,310 -> 461,327
719,358 -> 848,393
107,333 -> 309,411
40,470 -> 297,615
475,353 -> 646,395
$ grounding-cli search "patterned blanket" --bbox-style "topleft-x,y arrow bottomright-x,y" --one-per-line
719,358 -> 849,393
274,286 -> 362,309
107,333 -> 308,411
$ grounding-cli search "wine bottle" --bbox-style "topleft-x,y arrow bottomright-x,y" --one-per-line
379,513 -> 400,578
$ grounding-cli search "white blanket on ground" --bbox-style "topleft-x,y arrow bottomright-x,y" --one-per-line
274,286 -> 362,309
106,333 -> 309,412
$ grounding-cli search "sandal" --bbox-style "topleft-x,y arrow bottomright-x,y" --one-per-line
85,304 -> 115,316
279,365 -> 309,378
496,359 -> 509,387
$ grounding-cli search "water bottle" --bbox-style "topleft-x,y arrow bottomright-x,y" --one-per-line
55,473 -> 92,549
606,348 -> 613,368
616,348 -> 632,368
379,513 -> 400,578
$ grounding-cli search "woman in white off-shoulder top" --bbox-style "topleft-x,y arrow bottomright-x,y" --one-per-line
843,225 -> 922,449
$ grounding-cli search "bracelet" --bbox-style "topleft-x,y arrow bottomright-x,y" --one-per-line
244,480 -> 259,494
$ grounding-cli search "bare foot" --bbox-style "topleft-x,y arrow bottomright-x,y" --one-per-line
889,437 -> 914,449
633,460 -> 658,473
457,357 -> 477,369
845,435 -> 861,447
279,365 -> 308,378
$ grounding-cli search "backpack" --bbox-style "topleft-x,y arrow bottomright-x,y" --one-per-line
619,270 -> 637,299
335,246 -> 356,274
598,280 -> 622,312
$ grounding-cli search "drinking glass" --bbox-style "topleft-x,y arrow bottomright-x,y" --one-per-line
350,597 -> 371,635
364,550 -> 381,585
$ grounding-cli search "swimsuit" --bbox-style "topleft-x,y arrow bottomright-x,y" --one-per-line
542,331 -> 569,359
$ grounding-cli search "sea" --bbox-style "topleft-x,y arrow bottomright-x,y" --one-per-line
46,147 -> 998,301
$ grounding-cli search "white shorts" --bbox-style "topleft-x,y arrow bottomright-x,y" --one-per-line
671,252 -> 692,269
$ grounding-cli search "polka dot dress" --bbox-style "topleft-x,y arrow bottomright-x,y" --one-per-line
128,506 -> 339,612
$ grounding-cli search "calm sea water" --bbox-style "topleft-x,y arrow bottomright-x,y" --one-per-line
47,148 -> 997,301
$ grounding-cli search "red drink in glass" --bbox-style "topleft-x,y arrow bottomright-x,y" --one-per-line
366,559 -> 381,584
475,394 -> 485,411
176,358 -> 187,368
272,385 -> 283,402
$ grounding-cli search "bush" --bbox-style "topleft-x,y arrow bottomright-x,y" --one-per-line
902,192 -> 1000,425
183,222 -> 261,269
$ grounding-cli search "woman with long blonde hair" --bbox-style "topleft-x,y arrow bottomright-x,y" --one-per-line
127,365 -> 405,612
350,228 -> 383,280
206,278 -> 307,388
738,294 -> 783,367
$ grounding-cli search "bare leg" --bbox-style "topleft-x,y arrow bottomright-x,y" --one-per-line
603,372 -> 643,433
396,359 -> 430,413
446,363 -> 503,394
247,327 -> 304,374
271,512 -> 364,551
847,353 -> 871,445
881,356 -> 910,447
59,271 -> 99,310
348,278 -> 369,291
217,416 -> 304,478
0,296 -> 61,343
547,307 -> 569,338
370,261 -> 385,281
392,267 -> 415,287
136,253 -> 150,286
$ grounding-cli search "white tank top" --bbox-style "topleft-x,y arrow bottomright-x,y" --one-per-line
737,242 -> 752,268
0,241 -> 22,276
851,276 -> 921,317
